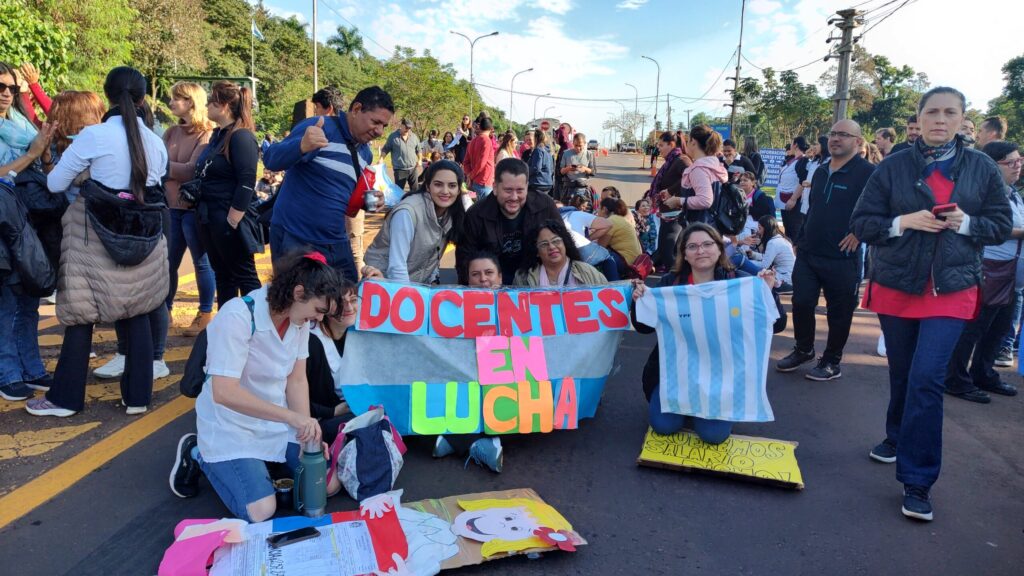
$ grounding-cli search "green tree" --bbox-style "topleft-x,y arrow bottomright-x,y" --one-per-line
30,0 -> 135,91
133,0 -> 207,96
988,54 -> 1024,143
0,0 -> 74,91
327,26 -> 366,59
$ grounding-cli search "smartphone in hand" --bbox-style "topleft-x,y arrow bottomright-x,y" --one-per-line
931,202 -> 957,221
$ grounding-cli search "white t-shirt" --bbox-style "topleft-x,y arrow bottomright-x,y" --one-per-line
195,285 -> 311,463
562,209 -> 597,248
635,277 -> 778,422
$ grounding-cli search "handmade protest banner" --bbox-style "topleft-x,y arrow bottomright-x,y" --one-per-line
341,281 -> 628,435
637,428 -> 804,489
635,277 -> 777,422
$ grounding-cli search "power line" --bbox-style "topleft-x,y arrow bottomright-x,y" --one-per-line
472,81 -> 731,103
680,49 -> 738,104
860,0 -> 917,36
319,0 -> 393,56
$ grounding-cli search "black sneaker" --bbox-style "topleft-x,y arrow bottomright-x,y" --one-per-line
24,374 -> 53,392
169,433 -> 201,498
994,347 -> 1013,367
776,349 -> 815,372
0,382 -> 33,401
869,440 -> 897,463
901,484 -> 933,521
806,359 -> 842,381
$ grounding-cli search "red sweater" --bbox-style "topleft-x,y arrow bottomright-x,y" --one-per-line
864,171 -> 978,320
20,83 -> 52,128
463,132 -> 495,187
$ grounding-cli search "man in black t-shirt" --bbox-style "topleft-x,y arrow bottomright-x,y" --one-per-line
456,158 -> 562,283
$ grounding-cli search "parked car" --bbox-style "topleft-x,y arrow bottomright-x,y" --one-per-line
622,142 -> 637,153
587,139 -> 599,151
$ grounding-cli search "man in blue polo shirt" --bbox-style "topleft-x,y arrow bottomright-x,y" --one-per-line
776,119 -> 876,381
264,86 -> 395,281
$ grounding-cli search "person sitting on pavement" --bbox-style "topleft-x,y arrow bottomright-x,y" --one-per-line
26,67 -> 169,418
513,219 -> 607,287
559,133 -> 596,201
943,140 -> 1023,404
455,157 -> 561,284
307,278 -> 359,445
561,194 -> 617,280
634,197 -> 659,256
432,251 -> 506,473
361,160 -> 467,284
739,171 -> 774,223
850,87 -> 1010,522
526,128 -> 554,197
169,252 -> 344,521
630,223 -> 785,444
741,215 -> 795,293
596,197 -> 642,279
263,86 -> 394,282
600,186 -> 634,226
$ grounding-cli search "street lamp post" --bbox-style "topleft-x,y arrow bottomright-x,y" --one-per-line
625,82 -> 639,142
450,30 -> 499,119
533,92 -> 550,124
509,67 -> 533,126
543,106 -> 556,119
641,55 -> 660,131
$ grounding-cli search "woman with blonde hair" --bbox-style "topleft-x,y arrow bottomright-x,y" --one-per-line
495,131 -> 518,162
165,81 -> 215,337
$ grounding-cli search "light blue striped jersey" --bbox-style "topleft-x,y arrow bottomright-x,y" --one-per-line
636,277 -> 778,422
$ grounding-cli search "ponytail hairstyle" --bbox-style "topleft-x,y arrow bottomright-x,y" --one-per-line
209,81 -> 255,160
599,197 -> 628,217
267,250 -> 344,314
688,124 -> 723,156
103,67 -> 150,203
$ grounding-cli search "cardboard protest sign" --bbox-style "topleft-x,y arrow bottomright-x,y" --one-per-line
637,428 -> 804,489
403,487 -> 586,570
341,281 -> 628,435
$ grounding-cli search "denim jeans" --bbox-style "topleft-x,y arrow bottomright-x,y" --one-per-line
878,314 -> 966,488
471,182 -> 492,202
648,385 -> 733,445
198,443 -> 300,521
0,286 -> 47,386
270,224 -> 358,283
946,290 -> 1019,394
167,208 -> 215,313
579,243 -> 619,281
1000,288 -> 1023,352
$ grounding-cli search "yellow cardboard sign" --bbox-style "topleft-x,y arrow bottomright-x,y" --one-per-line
637,428 -> 804,489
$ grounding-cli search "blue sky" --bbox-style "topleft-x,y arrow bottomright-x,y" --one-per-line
262,0 -> 1022,140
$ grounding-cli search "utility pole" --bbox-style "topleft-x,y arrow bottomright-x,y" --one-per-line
728,0 -> 747,136
312,0 -> 318,91
685,109 -> 693,131
831,8 -> 862,123
666,93 -> 672,132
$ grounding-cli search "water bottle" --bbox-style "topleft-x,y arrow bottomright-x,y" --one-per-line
364,189 -> 379,212
293,441 -> 328,517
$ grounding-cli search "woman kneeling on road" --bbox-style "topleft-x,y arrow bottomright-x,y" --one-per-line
170,252 -> 344,522
631,223 -> 785,444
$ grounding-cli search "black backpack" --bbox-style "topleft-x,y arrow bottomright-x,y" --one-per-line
180,296 -> 256,398
709,180 -> 750,236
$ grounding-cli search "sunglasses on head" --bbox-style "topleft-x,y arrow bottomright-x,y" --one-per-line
0,83 -> 20,95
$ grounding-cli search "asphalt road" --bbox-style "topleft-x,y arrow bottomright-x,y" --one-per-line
1,152 -> 1022,575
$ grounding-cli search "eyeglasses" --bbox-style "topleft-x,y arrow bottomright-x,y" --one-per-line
828,131 -> 858,139
998,158 -> 1023,168
685,240 -> 717,253
328,295 -> 360,320
536,237 -> 565,250
0,83 -> 20,95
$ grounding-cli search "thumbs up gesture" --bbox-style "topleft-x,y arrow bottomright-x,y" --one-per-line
300,116 -> 330,154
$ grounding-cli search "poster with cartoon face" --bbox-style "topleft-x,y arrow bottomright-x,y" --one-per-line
451,507 -> 538,543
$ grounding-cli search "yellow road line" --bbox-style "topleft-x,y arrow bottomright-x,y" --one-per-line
0,394 -> 195,530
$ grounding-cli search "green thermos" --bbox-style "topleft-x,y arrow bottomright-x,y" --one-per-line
294,440 -> 327,517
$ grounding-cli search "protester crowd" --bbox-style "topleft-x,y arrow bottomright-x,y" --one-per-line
1,59 -> 1019,527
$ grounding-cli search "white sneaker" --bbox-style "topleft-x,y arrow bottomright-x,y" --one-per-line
153,360 -> 170,380
876,334 -> 887,358
93,354 -> 126,379
126,405 -> 148,415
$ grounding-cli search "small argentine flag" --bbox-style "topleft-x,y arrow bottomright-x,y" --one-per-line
251,20 -> 265,41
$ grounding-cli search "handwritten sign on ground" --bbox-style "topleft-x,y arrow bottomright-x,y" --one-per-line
340,281 -> 627,435
636,428 -> 804,489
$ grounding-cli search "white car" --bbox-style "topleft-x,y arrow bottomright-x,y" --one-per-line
622,142 -> 637,153
587,139 -> 599,150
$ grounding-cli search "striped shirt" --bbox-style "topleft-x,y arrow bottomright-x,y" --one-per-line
635,277 -> 778,422
264,112 -> 373,243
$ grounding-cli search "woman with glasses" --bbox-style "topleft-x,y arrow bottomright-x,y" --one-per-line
631,223 -> 785,444
306,280 -> 359,445
513,219 -> 607,287
169,252 -> 343,520
0,62 -> 56,402
851,87 -> 1011,522
196,80 -> 261,308
943,140 -> 1024,404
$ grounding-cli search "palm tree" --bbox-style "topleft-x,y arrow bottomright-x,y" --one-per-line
327,25 -> 366,59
